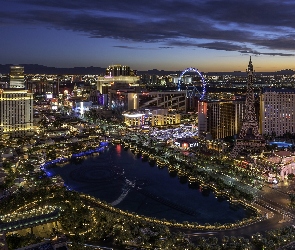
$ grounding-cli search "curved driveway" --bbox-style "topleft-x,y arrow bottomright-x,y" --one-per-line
182,184 -> 295,240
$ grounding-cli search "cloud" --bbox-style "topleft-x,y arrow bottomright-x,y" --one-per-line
1,0 -> 295,55
245,51 -> 295,57
113,46 -> 138,49
113,45 -> 156,50
170,41 -> 295,56
197,42 -> 248,52
254,37 -> 295,52
200,0 -> 295,29
199,42 -> 295,56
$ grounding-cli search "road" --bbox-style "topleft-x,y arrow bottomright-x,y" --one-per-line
180,182 -> 295,241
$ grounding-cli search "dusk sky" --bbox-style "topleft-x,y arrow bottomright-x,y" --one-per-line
0,0 -> 295,72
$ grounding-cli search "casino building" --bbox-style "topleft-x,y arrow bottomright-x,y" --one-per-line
0,89 -> 33,137
123,109 -> 181,128
260,88 -> 295,137
198,98 -> 245,139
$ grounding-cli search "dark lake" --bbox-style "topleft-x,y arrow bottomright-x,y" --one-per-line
48,144 -> 255,224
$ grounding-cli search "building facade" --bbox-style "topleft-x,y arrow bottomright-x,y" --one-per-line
27,80 -> 59,97
97,64 -> 139,107
106,65 -> 135,77
110,90 -> 188,112
265,151 -> 295,181
97,75 -> 140,107
260,88 -> 295,137
9,66 -> 25,88
138,91 -> 187,111
0,89 -> 33,137
123,109 -> 181,128
97,76 -> 140,94
198,99 -> 245,139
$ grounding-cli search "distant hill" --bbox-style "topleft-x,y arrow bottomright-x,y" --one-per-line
137,69 -> 183,76
0,64 -> 106,75
0,64 -> 294,76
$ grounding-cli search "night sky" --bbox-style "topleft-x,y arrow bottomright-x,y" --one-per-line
0,0 -> 294,72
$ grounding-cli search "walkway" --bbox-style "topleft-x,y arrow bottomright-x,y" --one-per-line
0,208 -> 60,233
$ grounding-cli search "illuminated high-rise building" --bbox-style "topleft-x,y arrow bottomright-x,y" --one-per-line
9,66 -> 25,88
106,65 -> 133,76
198,99 -> 245,139
0,89 -> 33,137
260,88 -> 295,137
97,65 -> 139,107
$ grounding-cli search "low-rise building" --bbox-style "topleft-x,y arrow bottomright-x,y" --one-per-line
123,109 -> 181,128
264,150 -> 295,181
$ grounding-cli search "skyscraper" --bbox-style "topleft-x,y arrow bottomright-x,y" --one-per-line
9,65 -> 25,88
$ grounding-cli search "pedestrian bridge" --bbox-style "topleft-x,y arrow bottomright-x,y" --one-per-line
0,208 -> 60,233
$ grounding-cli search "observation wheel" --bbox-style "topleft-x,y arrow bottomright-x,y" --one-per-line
179,67 -> 207,100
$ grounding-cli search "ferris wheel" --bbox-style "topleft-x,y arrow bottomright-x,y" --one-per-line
178,67 -> 207,100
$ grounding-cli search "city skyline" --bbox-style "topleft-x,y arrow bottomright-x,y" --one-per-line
0,0 -> 295,72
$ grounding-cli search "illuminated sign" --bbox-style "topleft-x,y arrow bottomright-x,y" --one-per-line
46,93 -> 53,99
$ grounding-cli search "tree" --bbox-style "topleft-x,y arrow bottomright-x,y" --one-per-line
2,161 -> 13,170
6,234 -> 23,249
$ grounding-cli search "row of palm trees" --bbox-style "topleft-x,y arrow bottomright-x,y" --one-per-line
124,135 -> 258,203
